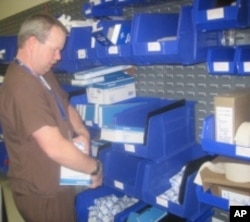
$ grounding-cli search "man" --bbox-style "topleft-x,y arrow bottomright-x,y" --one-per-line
0,13 -> 102,222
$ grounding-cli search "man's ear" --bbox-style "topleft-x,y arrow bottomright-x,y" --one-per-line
26,36 -> 39,48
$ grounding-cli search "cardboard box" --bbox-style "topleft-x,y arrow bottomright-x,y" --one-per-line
211,185 -> 250,206
214,88 -> 250,144
60,142 -> 91,186
86,75 -> 136,104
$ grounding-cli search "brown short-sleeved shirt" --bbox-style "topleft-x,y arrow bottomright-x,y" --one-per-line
0,62 -> 73,197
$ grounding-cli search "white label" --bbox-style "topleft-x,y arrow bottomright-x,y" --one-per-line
213,62 -> 229,72
108,46 -> 118,54
222,189 -> 250,206
243,62 -> 250,72
156,196 -> 168,207
236,146 -> 250,158
77,49 -> 87,59
114,180 -> 124,190
207,8 -> 224,20
215,107 -> 233,143
124,144 -> 135,153
147,42 -> 161,52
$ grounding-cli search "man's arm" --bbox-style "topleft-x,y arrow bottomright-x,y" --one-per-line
32,125 -> 102,188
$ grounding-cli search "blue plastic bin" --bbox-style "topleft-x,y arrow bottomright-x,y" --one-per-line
130,12 -> 180,65
99,143 -> 207,201
54,27 -> 101,73
93,19 -> 134,65
75,185 -> 148,222
201,114 -> 250,161
235,46 -> 250,75
198,114 -> 250,211
109,99 -> 196,161
206,47 -> 237,75
196,185 -> 230,211
142,144 -> 211,220
192,0 -> 249,31
0,36 -> 17,64
130,6 -> 219,65
99,148 -> 147,199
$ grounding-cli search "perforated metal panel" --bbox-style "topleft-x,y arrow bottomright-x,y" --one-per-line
1,0 -> 250,141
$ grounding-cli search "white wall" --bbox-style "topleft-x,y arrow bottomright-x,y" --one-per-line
0,0 -> 50,20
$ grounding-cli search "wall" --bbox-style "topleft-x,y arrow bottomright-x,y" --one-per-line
0,0 -> 50,20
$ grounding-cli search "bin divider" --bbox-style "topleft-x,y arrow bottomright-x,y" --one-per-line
143,99 -> 186,144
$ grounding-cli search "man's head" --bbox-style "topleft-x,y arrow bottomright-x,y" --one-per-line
17,14 -> 68,75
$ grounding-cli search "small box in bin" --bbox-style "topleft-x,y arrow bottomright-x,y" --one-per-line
210,185 -> 250,206
86,74 -> 136,104
214,88 -> 250,144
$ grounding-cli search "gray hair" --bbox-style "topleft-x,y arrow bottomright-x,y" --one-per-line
17,13 -> 68,48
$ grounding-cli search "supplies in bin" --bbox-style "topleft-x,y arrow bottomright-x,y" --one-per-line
86,72 -> 136,104
92,19 -> 131,46
100,98 -> 187,144
75,185 -> 147,222
88,194 -> 139,222
195,156 -> 250,207
143,147 -> 212,220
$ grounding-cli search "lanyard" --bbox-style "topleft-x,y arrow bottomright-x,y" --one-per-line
13,58 -> 67,121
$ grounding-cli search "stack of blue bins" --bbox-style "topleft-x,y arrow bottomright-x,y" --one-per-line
96,96 -> 213,221
130,5 -> 220,66
196,114 -> 250,211
93,19 -> 134,65
53,26 -> 102,73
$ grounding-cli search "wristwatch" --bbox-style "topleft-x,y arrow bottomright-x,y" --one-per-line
90,160 -> 101,176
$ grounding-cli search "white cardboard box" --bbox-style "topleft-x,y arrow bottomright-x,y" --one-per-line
60,142 -> 91,186
214,88 -> 250,144
86,75 -> 136,104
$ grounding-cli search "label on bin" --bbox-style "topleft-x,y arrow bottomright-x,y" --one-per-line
213,62 -> 229,72
206,8 -> 224,20
77,49 -> 87,59
108,46 -> 119,54
244,62 -> 250,72
147,42 -> 161,52
156,196 -> 169,207
114,180 -> 124,190
124,144 -> 135,153
236,146 -> 250,158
